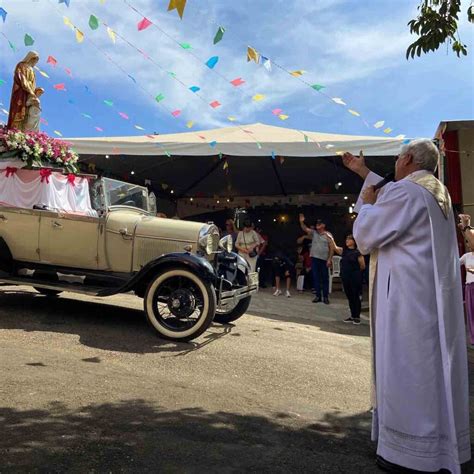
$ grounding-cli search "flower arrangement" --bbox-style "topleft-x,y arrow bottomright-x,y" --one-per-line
0,127 -> 79,173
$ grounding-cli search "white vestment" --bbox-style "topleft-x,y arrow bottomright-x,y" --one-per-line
354,171 -> 470,473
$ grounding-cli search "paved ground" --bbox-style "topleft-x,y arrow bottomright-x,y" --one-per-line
0,286 -> 472,473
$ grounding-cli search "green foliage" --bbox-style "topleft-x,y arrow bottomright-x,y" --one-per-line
407,0 -> 473,59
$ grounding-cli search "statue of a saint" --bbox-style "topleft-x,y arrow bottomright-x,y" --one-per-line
6,51 -> 41,131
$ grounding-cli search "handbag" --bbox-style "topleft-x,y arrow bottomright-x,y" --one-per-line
243,232 -> 258,258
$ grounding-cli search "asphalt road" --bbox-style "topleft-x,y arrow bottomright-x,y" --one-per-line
0,286 -> 472,473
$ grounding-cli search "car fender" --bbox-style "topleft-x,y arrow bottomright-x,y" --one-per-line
0,237 -> 13,274
109,252 -> 217,296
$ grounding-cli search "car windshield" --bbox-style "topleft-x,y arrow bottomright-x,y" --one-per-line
102,178 -> 149,212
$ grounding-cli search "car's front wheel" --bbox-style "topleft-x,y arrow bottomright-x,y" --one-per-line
214,296 -> 251,324
144,268 -> 216,342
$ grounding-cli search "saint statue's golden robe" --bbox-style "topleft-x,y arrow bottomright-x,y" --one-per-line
7,51 -> 39,131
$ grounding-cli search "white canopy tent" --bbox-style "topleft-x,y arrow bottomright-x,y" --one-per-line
68,123 -> 407,157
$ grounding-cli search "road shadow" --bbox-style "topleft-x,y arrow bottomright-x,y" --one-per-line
0,400 -> 381,473
0,289 -> 233,355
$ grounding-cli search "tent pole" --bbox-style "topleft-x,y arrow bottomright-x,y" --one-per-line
269,157 -> 287,196
177,157 -> 227,198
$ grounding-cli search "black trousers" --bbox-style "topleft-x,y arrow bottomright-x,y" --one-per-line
342,273 -> 362,319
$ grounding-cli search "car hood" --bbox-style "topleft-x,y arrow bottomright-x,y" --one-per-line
135,216 -> 207,244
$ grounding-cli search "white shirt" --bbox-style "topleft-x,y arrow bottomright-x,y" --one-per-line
460,252 -> 474,284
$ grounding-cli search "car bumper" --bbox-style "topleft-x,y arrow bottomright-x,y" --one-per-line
217,272 -> 259,310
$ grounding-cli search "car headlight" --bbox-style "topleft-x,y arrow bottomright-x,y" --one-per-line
219,235 -> 233,253
199,233 -> 214,255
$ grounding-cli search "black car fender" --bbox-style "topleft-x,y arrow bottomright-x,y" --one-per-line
107,252 -> 217,297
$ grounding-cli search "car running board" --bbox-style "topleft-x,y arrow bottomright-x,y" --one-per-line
0,277 -> 106,296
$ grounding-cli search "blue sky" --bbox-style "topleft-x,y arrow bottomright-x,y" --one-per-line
0,0 -> 473,140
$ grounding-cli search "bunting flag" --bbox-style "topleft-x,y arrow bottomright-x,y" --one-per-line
8,40 -> 16,52
103,99 -> 113,106
0,7 -> 7,23
374,120 -> 385,129
227,116 -> 236,121
290,70 -> 306,77
395,134 -> 406,139
47,55 -> 57,66
247,46 -> 259,63
383,128 -> 393,134
24,34 -> 34,46
230,77 -> 245,87
81,113 -> 92,119
155,93 -> 165,102
171,110 -> 181,117
261,56 -> 271,71
348,109 -> 360,117
95,127 -> 103,132
134,125 -> 145,130
54,130 -> 63,136
119,112 -> 129,119
272,108 -> 282,115
65,68 -> 72,76
180,42 -> 191,49
189,86 -> 200,92
332,97 -> 346,106
311,84 -> 325,91
53,83 -> 66,91
75,29 -> 84,43
167,0 -> 187,19
137,17 -> 152,31
209,141 -> 217,148
209,100 -> 221,108
279,156 -> 285,164
213,26 -> 225,44
0,79 -> 5,85
58,0 -> 70,6
38,70 -> 50,78
186,121 -> 194,128
252,94 -> 265,101
271,151 -> 276,160
107,27 -> 116,43
63,16 -> 74,29
223,161 -> 229,170
89,14 -> 99,30
205,56 -> 219,69
279,114 -> 289,120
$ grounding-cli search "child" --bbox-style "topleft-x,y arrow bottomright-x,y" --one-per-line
460,248 -> 474,345
24,87 -> 44,132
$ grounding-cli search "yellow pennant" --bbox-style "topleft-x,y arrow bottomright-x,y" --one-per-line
107,27 -> 116,43
99,0 -> 106,3
186,121 -> 194,128
227,116 -> 237,122
290,70 -> 306,77
223,161 -> 229,170
252,94 -> 265,101
278,114 -> 289,120
247,46 -> 259,63
75,29 -> 84,43
38,70 -> 49,78
54,130 -> 63,137
383,128 -> 393,134
167,0 -> 187,19
63,16 -> 74,29
348,109 -> 360,117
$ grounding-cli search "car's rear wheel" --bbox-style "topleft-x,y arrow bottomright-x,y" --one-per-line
144,268 -> 216,342
34,287 -> 62,297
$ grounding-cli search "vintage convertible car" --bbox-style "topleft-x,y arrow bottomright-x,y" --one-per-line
0,163 -> 258,341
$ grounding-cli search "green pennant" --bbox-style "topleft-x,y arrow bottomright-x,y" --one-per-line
155,93 -> 165,102
24,34 -> 34,46
8,41 -> 16,51
0,79 -> 5,85
304,135 -> 309,143
167,71 -> 176,78
311,84 -> 325,91
213,26 -> 225,45
165,150 -> 171,157
103,100 -> 114,106
81,113 -> 92,119
179,42 -> 191,49
89,14 -> 99,30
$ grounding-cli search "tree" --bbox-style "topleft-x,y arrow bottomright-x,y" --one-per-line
406,0 -> 474,58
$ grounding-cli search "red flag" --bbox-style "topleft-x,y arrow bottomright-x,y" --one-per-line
209,100 -> 221,108
137,17 -> 152,31
53,83 -> 66,91
230,77 -> 245,87
64,67 -> 72,76
47,55 -> 57,67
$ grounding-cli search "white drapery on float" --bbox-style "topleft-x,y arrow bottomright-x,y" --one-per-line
0,159 -> 96,216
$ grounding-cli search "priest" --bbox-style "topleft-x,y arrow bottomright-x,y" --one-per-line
343,139 -> 470,473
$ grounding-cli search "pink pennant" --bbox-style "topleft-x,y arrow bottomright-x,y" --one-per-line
209,100 -> 221,108
47,55 -> 57,67
64,67 -> 72,77
53,83 -> 66,91
171,110 -> 181,117
146,134 -> 157,139
40,117 -> 48,125
118,112 -> 129,120
272,108 -> 282,116
95,126 -> 104,132
137,17 -> 152,31
230,77 -> 245,87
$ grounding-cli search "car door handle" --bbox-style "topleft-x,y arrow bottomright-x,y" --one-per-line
119,227 -> 133,240
52,221 -> 63,229
0,214 -> 7,223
